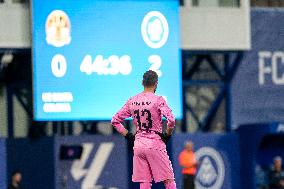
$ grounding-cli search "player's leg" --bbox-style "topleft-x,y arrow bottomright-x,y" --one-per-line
164,179 -> 177,189
145,148 -> 176,187
132,148 -> 153,187
183,174 -> 191,189
140,182 -> 152,189
188,174 -> 195,189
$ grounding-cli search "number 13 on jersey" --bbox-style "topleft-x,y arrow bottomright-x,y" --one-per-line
134,109 -> 153,131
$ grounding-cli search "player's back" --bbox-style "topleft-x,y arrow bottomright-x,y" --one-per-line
128,92 -> 171,150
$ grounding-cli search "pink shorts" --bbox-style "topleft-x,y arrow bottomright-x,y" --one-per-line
132,148 -> 175,183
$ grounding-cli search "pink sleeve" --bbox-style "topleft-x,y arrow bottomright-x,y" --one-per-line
158,96 -> 175,128
111,99 -> 131,134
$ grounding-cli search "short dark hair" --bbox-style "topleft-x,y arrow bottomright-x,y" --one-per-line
142,70 -> 158,87
11,170 -> 21,177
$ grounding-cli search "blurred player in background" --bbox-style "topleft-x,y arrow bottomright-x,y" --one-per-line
178,141 -> 198,189
111,70 -> 177,189
8,170 -> 23,189
269,156 -> 284,189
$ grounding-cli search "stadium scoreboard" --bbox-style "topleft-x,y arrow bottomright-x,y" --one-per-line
32,0 -> 182,120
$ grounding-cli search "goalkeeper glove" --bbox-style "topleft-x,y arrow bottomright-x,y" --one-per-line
125,132 -> 135,142
157,132 -> 171,144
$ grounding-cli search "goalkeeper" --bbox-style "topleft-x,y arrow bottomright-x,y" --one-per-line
111,70 -> 177,189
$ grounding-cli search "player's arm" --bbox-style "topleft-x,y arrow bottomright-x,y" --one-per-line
178,153 -> 188,167
179,161 -> 197,168
156,96 -> 175,143
158,96 -> 175,136
111,99 -> 131,137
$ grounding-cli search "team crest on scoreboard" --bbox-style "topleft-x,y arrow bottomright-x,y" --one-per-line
45,10 -> 71,47
195,147 -> 225,189
141,11 -> 169,49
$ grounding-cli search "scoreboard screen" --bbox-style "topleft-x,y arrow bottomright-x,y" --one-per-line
32,0 -> 182,120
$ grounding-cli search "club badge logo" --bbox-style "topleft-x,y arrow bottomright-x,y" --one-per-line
141,11 -> 169,49
195,147 -> 225,189
45,10 -> 71,47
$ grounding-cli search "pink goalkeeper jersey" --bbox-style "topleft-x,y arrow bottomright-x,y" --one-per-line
111,92 -> 175,150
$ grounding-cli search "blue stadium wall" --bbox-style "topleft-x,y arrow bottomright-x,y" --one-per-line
0,138 -> 7,189
232,8 -> 284,128
4,135 -> 128,189
54,135 -> 128,189
3,134 -> 241,189
237,123 -> 284,189
172,133 -> 241,189
3,130 -> 283,189
231,8 -> 284,189
6,138 -> 55,189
